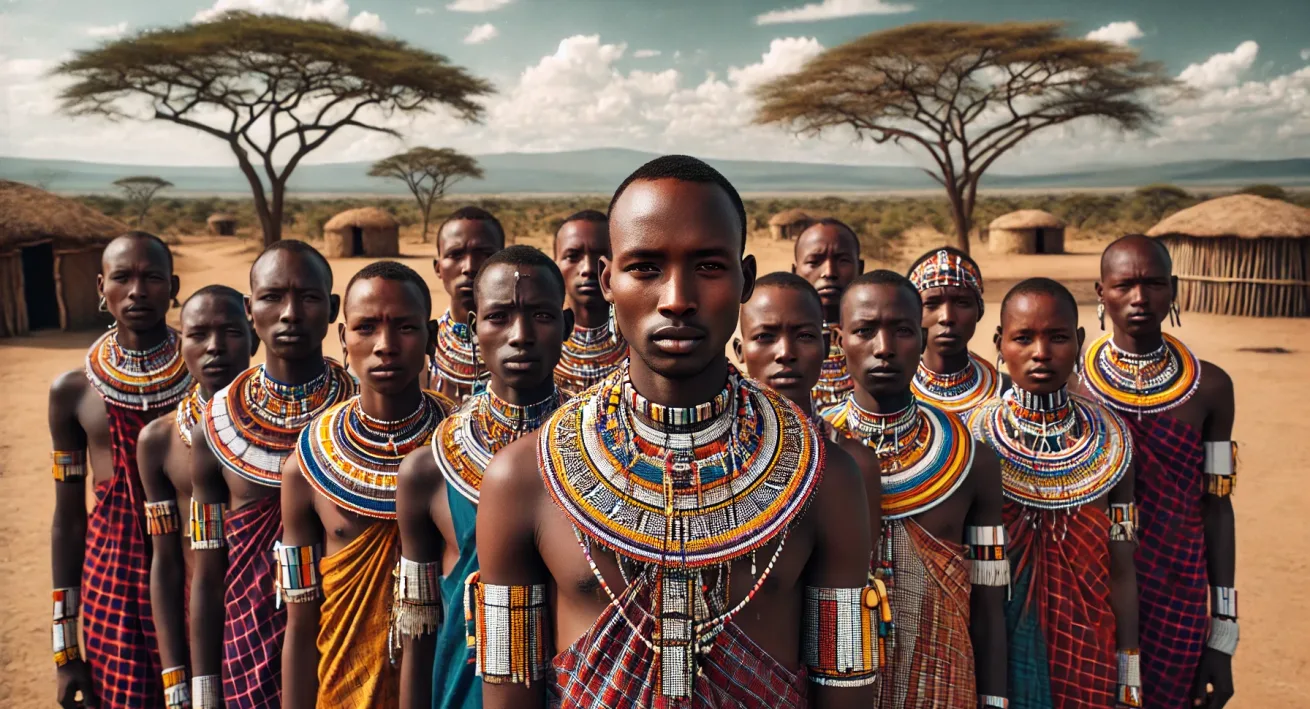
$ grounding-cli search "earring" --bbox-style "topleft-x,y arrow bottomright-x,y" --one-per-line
1169,301 -> 1181,328
996,352 -> 1004,370
608,303 -> 619,345
342,346 -> 350,373
97,295 -> 108,312
1097,302 -> 1105,331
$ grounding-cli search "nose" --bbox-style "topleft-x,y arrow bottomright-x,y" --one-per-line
374,325 -> 399,355
774,336 -> 798,363
1032,338 -> 1053,362
579,255 -> 597,279
656,269 -> 698,320
507,313 -> 534,348
938,302 -> 958,328
872,328 -> 894,360
279,296 -> 302,324
205,331 -> 225,355
1129,284 -> 1148,306
461,254 -> 481,278
818,258 -> 837,281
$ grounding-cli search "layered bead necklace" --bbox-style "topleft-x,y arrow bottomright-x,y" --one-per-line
812,323 -> 853,412
434,386 -> 565,504
174,383 -> 206,448
1081,332 -> 1201,418
554,322 -> 627,396
911,351 -> 999,416
429,310 -> 485,399
85,328 -> 192,411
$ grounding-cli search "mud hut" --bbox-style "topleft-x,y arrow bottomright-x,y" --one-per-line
323,207 -> 399,258
986,210 -> 1066,254
0,180 -> 126,337
1146,194 -> 1310,318
769,209 -> 815,240
207,213 -> 237,236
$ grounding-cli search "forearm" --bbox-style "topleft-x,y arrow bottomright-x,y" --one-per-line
282,605 -> 322,709
189,551 -> 228,676
1203,496 -> 1235,587
483,683 -> 545,709
150,537 -> 190,671
51,496 -> 87,590
970,586 -> 1008,698
400,635 -> 437,709
1109,542 -> 1140,650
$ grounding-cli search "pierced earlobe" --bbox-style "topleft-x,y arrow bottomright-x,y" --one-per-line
1097,302 -> 1105,331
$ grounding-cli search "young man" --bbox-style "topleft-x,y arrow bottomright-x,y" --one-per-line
49,231 -> 191,709
906,247 -> 998,416
971,278 -> 1141,708
822,271 -> 1008,709
1080,235 -> 1237,709
280,261 -> 455,709
189,240 -> 355,708
139,285 -> 256,708
475,155 -> 876,708
395,246 -> 571,709
792,219 -> 864,412
429,206 -> 506,402
552,209 -> 627,396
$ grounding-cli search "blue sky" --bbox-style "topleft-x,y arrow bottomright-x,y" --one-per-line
2,0 -> 1309,171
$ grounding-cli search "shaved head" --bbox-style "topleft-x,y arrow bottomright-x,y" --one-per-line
1100,234 -> 1172,277
102,231 -> 173,273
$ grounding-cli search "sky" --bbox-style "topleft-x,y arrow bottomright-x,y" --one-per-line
2,0 -> 1309,173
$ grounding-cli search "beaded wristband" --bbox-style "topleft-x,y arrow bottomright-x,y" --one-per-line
1117,649 -> 1142,707
52,587 -> 81,666
146,499 -> 182,536
1207,617 -> 1239,655
189,500 -> 225,550
53,587 -> 79,620
1210,586 -> 1238,620
52,450 -> 87,482
1203,441 -> 1237,497
980,696 -> 1009,708
274,542 -> 323,605
392,556 -> 442,638
472,579 -> 551,685
162,665 -> 190,709
802,586 -> 880,687
1108,502 -> 1138,544
967,525 -> 1010,586
192,674 -> 220,709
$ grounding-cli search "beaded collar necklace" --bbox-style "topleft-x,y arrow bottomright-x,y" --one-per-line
812,323 -> 853,412
555,322 -> 627,395
175,384 -> 207,448
85,328 -> 192,411
1081,332 -> 1201,417
911,351 -> 999,415
429,310 -> 483,396
434,386 -> 565,504
299,391 -> 451,519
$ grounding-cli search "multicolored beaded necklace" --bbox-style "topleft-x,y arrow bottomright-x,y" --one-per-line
428,310 -> 485,400
299,391 -> 451,519
85,327 -> 192,411
538,365 -> 822,699
175,383 -> 206,448
554,322 -> 627,396
911,351 -> 999,416
1081,332 -> 1201,417
434,386 -> 565,504
971,386 -> 1132,510
812,323 -> 853,412
204,359 -> 355,487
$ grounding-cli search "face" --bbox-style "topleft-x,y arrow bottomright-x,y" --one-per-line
920,285 -> 981,358
248,250 -> 337,361
181,295 -> 254,394
603,179 -> 755,380
1097,242 -> 1174,338
736,286 -> 826,405
435,219 -> 502,318
554,220 -> 609,312
473,262 -> 570,393
97,238 -> 178,331
339,278 -> 431,395
839,283 -> 922,399
997,293 -> 1084,395
792,224 -> 862,316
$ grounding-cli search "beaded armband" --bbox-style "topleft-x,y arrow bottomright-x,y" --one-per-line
52,450 -> 87,482
802,586 -> 880,687
1117,649 -> 1142,707
1211,586 -> 1238,620
470,578 -> 551,685
52,587 -> 80,666
146,499 -> 182,536
274,542 -> 323,605
1203,441 -> 1237,497
189,500 -> 225,550
162,665 -> 190,709
392,556 -> 442,638
1108,503 -> 1138,544
980,696 -> 1009,708
966,525 -> 1010,586
192,675 -> 220,709
1207,588 -> 1239,656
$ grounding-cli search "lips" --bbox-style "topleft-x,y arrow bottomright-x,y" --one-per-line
815,286 -> 841,296
200,362 -> 230,375
273,331 -> 306,344
867,366 -> 900,379
368,365 -> 404,379
502,354 -> 539,372
651,326 -> 706,355
455,282 -> 475,295
575,282 -> 601,295
767,370 -> 805,387
1027,368 -> 1056,380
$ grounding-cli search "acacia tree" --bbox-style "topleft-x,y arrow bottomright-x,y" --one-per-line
55,12 -> 493,246
369,147 -> 484,241
113,175 -> 174,226
754,21 -> 1179,253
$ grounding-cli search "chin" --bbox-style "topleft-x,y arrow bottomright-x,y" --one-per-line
498,370 -> 548,391
1019,378 -> 1069,396
635,351 -> 717,382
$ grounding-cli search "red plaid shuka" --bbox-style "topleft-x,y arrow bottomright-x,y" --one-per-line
549,587 -> 808,709
222,494 -> 286,709
1126,414 -> 1208,709
83,405 -> 166,708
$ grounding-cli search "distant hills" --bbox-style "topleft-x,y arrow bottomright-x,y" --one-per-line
2,148 -> 1307,196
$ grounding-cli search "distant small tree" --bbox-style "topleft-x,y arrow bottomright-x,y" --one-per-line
369,147 -> 484,241
113,176 -> 174,226
1133,184 -> 1192,222
1237,184 -> 1289,201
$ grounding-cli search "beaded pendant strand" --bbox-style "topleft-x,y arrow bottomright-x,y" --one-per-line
174,383 -> 206,448
1081,332 -> 1201,418
911,351 -> 999,416
812,323 -> 853,413
554,323 -> 627,396
429,310 -> 485,397
84,328 -> 192,412
434,386 -> 565,504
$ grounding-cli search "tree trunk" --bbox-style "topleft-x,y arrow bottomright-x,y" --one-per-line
228,143 -> 279,246
946,189 -> 971,255
268,181 -> 286,248
420,211 -> 431,243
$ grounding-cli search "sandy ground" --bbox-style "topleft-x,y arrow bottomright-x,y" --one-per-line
1,232 -> 1307,707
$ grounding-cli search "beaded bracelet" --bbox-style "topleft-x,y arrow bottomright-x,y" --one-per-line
192,675 -> 220,709
1211,586 -> 1238,620
189,500 -> 225,550
1108,502 -> 1138,544
802,586 -> 880,687
979,696 -> 1009,708
1203,441 -> 1237,497
52,587 -> 80,667
392,556 -> 443,638
471,577 -> 551,685
146,499 -> 182,536
1117,649 -> 1142,707
52,450 -> 87,482
162,665 -> 190,709
275,542 -> 323,605
966,525 -> 1010,586
1207,617 -> 1239,655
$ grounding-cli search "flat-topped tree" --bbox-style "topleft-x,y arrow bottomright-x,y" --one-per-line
369,147 -> 484,242
753,21 -> 1178,254
113,175 -> 173,226
55,11 -> 493,246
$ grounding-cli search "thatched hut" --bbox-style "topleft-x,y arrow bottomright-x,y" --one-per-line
0,180 -> 126,337
769,209 -> 815,240
207,213 -> 237,236
1146,194 -> 1310,318
986,210 -> 1065,254
323,207 -> 399,258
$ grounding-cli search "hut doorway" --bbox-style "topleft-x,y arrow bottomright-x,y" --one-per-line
1035,229 -> 1048,253
350,226 -> 364,256
21,242 -> 59,331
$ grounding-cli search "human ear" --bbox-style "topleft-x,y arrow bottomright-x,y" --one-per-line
328,294 -> 341,324
740,255 -> 757,304
599,255 -> 613,303
732,337 -> 743,363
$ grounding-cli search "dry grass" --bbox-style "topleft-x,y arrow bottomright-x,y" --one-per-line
323,206 -> 400,231
0,180 -> 128,250
1147,194 -> 1310,239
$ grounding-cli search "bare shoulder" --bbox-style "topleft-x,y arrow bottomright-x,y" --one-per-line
138,415 -> 173,451
1199,359 -> 1234,400
837,436 -> 880,479
480,430 -> 545,503
49,369 -> 89,410
811,439 -> 865,512
397,443 -> 442,499
970,441 -> 1001,482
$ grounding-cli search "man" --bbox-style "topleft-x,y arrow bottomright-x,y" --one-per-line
281,261 -> 455,709
189,240 -> 355,708
821,271 -> 1008,709
429,206 -> 506,402
972,278 -> 1141,708
1080,235 -> 1237,709
906,247 -> 998,416
49,231 -> 191,709
552,209 -> 627,396
139,285 -> 256,708
475,155 -> 876,708
395,246 -> 571,709
792,219 -> 864,412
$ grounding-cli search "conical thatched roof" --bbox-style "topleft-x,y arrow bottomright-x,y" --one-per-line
0,180 -> 127,251
207,212 -> 237,224
989,209 -> 1064,230
324,207 -> 399,231
769,208 -> 813,226
1146,194 -> 1310,240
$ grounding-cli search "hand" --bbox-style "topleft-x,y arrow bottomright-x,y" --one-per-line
1190,648 -> 1234,708
56,660 -> 99,709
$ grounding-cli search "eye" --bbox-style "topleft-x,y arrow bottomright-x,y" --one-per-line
1052,333 -> 1071,343
259,294 -> 279,302
697,261 -> 726,273
625,263 -> 658,274
485,312 -> 508,323
897,326 -> 916,336
535,312 -> 557,321
754,333 -> 776,343
1013,334 -> 1032,344
355,323 -> 375,333
798,332 -> 818,341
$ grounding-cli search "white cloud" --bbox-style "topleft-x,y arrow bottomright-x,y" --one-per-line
415,6 -> 435,14
446,0 -> 511,12
755,0 -> 913,25
633,49 -> 661,59
1179,41 -> 1259,89
1301,48 -> 1310,61
348,11 -> 385,33
85,22 -> 129,38
194,0 -> 383,33
1085,21 -> 1143,46
463,23 -> 497,44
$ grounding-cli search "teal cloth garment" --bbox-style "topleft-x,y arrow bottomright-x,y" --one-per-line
1005,559 -> 1054,709
432,484 -> 482,709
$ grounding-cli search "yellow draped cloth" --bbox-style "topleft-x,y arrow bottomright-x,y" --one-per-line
317,522 -> 400,708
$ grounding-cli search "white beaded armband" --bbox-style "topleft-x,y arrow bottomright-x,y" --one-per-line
274,542 -> 323,605
966,525 -> 1010,587
802,586 -> 880,687
392,556 -> 442,638
189,500 -> 225,550
1109,502 -> 1138,544
1117,649 -> 1142,707
1203,441 -> 1237,497
1207,618 -> 1240,655
470,575 -> 551,685
979,696 -> 1009,708
192,675 -> 220,709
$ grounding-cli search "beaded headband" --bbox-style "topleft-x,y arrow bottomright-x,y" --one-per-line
908,249 -> 984,303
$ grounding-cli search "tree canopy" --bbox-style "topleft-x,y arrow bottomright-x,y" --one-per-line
113,175 -> 173,226
369,147 -> 484,241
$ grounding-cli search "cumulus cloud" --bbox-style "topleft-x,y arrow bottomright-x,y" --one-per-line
1302,48 -> 1310,61
1179,41 -> 1259,89
446,0 -> 511,12
755,0 -> 913,25
85,22 -> 129,38
463,23 -> 497,44
633,49 -> 661,59
194,0 -> 383,32
415,6 -> 435,14
1085,21 -> 1143,46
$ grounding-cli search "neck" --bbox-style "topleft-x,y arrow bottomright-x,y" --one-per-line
198,384 -> 216,400
851,385 -> 914,414
793,393 -> 815,418
449,301 -> 470,325
263,353 -> 326,386
1111,327 -> 1165,355
114,322 -> 170,351
489,376 -> 556,407
357,383 -> 423,421
571,299 -> 609,330
922,348 -> 970,375
822,306 -> 840,327
628,355 -> 728,409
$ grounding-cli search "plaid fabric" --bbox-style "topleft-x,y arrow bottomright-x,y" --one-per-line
1125,415 -> 1208,709
83,405 -> 166,709
221,494 -> 285,709
548,587 -> 808,708
1004,502 -> 1117,709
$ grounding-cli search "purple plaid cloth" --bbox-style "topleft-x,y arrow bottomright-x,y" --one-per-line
221,494 -> 286,708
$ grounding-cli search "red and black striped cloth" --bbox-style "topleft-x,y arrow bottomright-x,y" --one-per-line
221,494 -> 286,708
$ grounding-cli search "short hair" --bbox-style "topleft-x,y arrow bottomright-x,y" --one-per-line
436,206 -> 506,249
474,245 -> 566,302
251,239 -> 333,290
106,231 -> 174,272
553,209 -> 608,251
1000,277 -> 1078,324
1100,234 -> 1173,275
750,271 -> 824,320
608,155 -> 747,253
795,218 -> 861,257
845,269 -> 923,314
182,284 -> 245,311
344,260 -> 432,318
